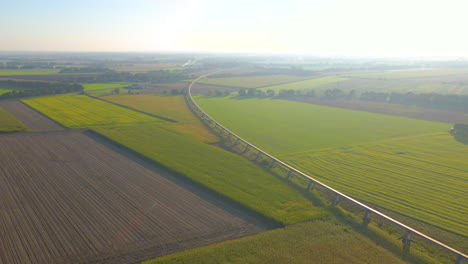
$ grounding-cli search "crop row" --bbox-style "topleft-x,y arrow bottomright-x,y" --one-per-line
284,134 -> 468,236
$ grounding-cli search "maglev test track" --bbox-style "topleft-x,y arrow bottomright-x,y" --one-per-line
185,75 -> 467,264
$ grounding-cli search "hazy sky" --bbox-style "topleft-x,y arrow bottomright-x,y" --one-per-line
1,0 -> 468,56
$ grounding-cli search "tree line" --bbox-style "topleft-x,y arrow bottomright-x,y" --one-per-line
0,80 -> 83,99
233,88 -> 468,113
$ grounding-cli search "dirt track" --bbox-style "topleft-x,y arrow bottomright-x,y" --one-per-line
0,131 -> 265,264
0,101 -> 64,131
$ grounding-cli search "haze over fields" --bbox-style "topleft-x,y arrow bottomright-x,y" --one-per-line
2,0 -> 468,57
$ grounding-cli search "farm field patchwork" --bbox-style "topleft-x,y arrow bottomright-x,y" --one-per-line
195,97 -> 449,155
259,76 -> 348,92
0,131 -> 264,264
0,106 -> 28,131
22,94 -> 163,128
195,75 -> 308,88
102,94 -> 217,142
194,97 -> 467,244
144,218 -> 414,264
94,123 -> 326,225
0,101 -> 62,131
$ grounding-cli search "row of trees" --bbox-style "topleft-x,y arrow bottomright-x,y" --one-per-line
0,80 -> 83,99
59,67 -> 109,73
234,88 -> 468,112
78,69 -> 192,83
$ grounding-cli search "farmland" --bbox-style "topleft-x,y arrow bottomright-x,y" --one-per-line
0,106 -> 28,131
22,94 -> 164,128
194,97 -> 467,241
0,130 -> 264,264
195,75 -> 308,88
196,97 -> 449,155
145,217 -> 418,264
0,101 -> 62,131
0,69 -> 60,75
259,76 -> 348,92
94,123 -> 326,225
102,94 -> 217,142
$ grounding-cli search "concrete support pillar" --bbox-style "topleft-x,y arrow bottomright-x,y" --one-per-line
255,152 -> 263,161
362,210 -> 371,227
307,180 -> 315,190
270,160 -> 276,168
287,170 -> 294,179
245,144 -> 250,152
455,255 -> 465,264
233,137 -> 240,146
331,194 -> 340,206
402,230 -> 412,253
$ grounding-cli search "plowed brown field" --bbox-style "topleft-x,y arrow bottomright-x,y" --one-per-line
0,101 -> 63,131
0,131 -> 264,264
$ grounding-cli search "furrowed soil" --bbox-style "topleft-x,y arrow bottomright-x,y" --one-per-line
0,101 -> 63,131
0,131 -> 265,264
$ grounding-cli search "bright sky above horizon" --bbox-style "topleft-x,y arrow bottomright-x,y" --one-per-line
1,0 -> 468,57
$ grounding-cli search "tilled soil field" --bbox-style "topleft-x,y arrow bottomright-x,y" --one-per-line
0,131 -> 265,264
0,101 -> 64,131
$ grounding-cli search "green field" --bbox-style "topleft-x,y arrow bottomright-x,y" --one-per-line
196,97 -> 448,155
145,217 -> 415,264
0,88 -> 13,95
286,134 -> 468,237
0,69 -> 60,75
195,97 -> 468,238
22,94 -> 163,128
102,94 -> 217,142
195,75 -> 307,88
259,76 -> 348,92
0,107 -> 28,132
81,82 -> 131,91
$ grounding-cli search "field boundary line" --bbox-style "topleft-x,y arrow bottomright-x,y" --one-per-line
86,94 -> 178,122
186,75 -> 467,264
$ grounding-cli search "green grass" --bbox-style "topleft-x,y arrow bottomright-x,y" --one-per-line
196,97 -> 449,155
102,94 -> 217,142
22,94 -> 163,128
195,97 -> 467,239
0,107 -> 28,132
259,76 -> 348,92
81,82 -> 131,91
0,69 -> 60,75
143,217 -> 421,264
195,75 -> 308,88
94,124 -> 326,225
0,88 -> 13,95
